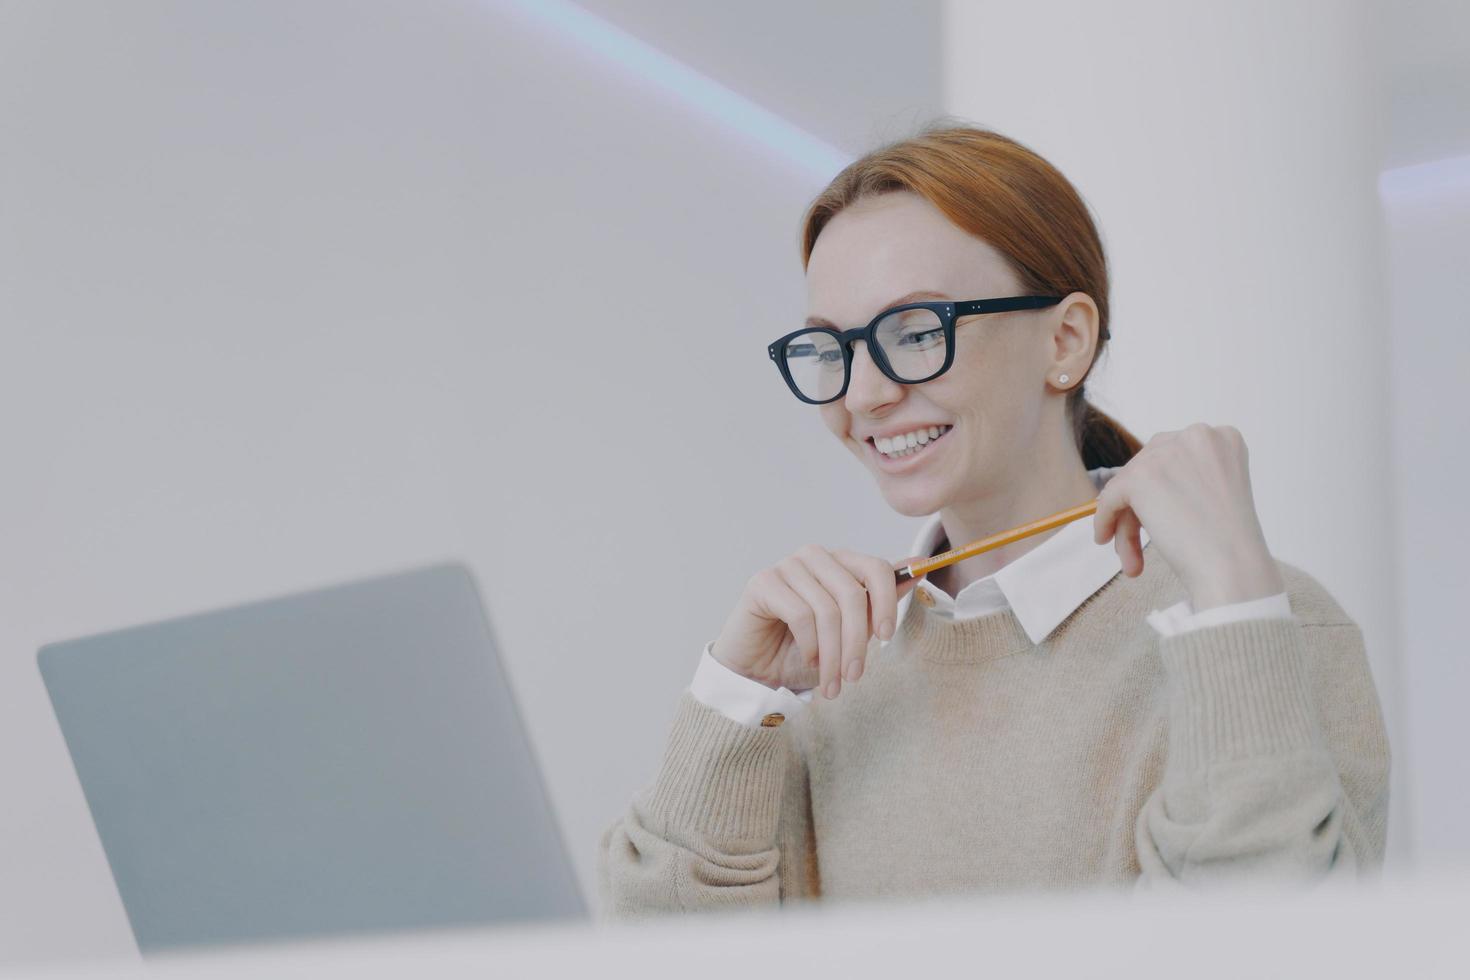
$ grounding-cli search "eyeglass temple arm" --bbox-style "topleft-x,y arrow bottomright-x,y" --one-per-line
951,295 -> 1065,317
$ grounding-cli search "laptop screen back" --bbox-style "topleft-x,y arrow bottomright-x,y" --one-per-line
38,562 -> 585,954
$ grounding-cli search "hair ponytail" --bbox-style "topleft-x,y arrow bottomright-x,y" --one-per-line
799,118 -> 1143,471
1074,398 -> 1141,470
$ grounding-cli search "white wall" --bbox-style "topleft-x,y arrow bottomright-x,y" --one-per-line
0,0 -> 941,966
1381,159 -> 1470,872
942,0 -> 1411,865
1377,0 -> 1470,874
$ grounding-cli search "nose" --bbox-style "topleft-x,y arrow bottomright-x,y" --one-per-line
843,339 -> 904,414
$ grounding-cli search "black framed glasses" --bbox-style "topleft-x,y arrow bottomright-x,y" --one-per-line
767,295 -> 1064,405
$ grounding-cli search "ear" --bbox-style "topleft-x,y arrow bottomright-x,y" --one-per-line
1049,291 -> 1100,381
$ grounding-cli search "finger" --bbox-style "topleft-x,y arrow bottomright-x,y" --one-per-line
1094,479 -> 1126,545
830,548 -> 901,639
1127,510 -> 1145,576
753,567 -> 820,686
777,556 -> 844,699
801,545 -> 870,688
1116,508 -> 1144,576
827,549 -> 901,679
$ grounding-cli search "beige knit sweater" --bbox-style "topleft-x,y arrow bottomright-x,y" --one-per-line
596,547 -> 1391,915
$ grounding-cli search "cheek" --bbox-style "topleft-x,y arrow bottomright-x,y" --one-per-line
946,345 -> 1029,411
939,351 -> 1009,409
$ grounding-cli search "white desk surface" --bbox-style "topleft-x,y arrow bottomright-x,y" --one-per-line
5,870 -> 1464,979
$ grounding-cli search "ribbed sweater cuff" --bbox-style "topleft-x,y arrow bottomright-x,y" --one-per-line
1157,615 -> 1324,773
640,690 -> 788,844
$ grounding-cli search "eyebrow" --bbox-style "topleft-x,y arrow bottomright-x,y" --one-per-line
804,289 -> 953,328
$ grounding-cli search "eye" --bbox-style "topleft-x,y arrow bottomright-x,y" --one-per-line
895,328 -> 944,348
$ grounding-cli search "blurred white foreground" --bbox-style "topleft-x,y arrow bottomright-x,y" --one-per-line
5,867 -> 1464,979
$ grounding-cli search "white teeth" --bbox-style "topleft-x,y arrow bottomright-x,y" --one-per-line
876,424 -> 951,458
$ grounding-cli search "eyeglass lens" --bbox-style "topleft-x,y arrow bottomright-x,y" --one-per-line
783,308 -> 946,402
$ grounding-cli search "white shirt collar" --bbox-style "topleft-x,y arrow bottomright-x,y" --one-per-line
884,465 -> 1151,646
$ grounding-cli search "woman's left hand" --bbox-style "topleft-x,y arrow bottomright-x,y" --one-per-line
1092,422 -> 1286,612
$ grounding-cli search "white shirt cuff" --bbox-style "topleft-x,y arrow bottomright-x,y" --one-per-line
1146,591 -> 1293,637
689,641 -> 813,728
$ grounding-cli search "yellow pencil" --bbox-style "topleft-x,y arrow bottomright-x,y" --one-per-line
893,499 -> 1101,584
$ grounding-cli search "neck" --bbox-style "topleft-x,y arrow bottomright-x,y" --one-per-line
930,444 -> 1099,597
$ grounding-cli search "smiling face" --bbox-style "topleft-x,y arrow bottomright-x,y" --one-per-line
806,190 -> 1088,519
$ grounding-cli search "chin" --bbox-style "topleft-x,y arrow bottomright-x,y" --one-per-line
878,485 -> 945,518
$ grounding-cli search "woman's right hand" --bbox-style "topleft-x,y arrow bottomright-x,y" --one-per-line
709,545 -> 922,700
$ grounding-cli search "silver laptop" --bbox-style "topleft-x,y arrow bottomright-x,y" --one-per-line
38,561 -> 586,955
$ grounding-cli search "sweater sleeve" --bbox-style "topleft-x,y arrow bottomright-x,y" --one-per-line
1134,612 -> 1391,888
596,689 -> 819,918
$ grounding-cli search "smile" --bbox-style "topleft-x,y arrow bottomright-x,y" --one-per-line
867,424 -> 953,468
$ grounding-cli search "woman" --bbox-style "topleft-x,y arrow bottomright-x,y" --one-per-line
597,123 -> 1390,914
